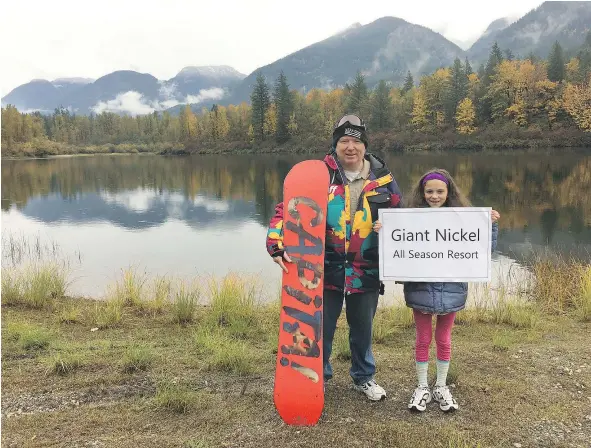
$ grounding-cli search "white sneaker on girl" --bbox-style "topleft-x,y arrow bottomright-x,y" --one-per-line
432,385 -> 458,412
408,385 -> 431,412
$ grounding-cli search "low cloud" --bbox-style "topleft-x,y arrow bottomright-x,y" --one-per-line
186,87 -> 225,105
91,87 -> 225,115
92,91 -> 158,115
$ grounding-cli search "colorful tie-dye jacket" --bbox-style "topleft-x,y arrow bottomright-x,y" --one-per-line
266,153 -> 402,295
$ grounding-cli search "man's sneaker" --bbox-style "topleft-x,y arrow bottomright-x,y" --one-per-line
353,380 -> 386,401
432,385 -> 458,412
408,386 -> 432,412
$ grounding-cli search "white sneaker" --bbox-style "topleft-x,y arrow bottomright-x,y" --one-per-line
432,385 -> 458,412
353,380 -> 386,401
408,385 -> 432,412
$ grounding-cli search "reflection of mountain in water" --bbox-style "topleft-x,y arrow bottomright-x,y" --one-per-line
18,190 -> 256,230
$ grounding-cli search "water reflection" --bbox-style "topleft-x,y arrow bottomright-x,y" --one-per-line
2,151 -> 590,299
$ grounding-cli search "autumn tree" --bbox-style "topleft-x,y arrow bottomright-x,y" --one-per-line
411,89 -> 429,131
455,98 -> 476,134
563,82 -> 591,131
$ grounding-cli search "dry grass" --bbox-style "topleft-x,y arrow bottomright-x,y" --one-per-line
2,296 -> 590,448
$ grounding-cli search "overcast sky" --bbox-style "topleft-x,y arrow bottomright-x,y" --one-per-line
2,0 -> 544,96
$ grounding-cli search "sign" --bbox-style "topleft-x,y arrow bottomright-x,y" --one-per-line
378,207 -> 492,282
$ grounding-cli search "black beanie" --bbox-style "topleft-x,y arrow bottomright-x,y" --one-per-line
332,123 -> 369,150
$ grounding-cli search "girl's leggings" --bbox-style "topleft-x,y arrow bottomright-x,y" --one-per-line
413,309 -> 456,362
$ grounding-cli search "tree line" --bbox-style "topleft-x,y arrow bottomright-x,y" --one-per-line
2,35 -> 591,156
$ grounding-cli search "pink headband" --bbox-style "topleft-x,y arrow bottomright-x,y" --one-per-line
422,172 -> 449,185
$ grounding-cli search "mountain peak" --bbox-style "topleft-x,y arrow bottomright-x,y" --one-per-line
175,66 -> 245,79
52,77 -> 95,85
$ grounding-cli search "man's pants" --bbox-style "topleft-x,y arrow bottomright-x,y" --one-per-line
322,288 -> 379,386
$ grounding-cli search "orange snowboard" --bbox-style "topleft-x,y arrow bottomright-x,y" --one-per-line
273,159 -> 329,426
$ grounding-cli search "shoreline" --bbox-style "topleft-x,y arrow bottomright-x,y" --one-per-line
3,128 -> 591,160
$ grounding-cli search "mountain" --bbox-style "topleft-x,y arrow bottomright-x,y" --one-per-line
228,16 -> 466,104
1,66 -> 246,115
5,3 -> 591,116
468,1 -> 591,64
1,78 -> 93,112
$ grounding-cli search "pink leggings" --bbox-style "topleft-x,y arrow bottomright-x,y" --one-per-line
413,310 -> 456,362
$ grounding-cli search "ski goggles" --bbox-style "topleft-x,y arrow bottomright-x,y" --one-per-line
336,114 -> 366,129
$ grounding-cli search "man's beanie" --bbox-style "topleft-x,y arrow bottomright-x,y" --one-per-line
331,115 -> 369,149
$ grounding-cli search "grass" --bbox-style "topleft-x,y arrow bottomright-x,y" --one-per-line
5,321 -> 52,351
172,280 -> 199,324
2,294 -> 590,448
44,353 -> 83,376
1,262 -> 69,308
122,345 -> 154,373
193,327 -> 258,375
205,272 -> 260,338
90,297 -> 124,329
153,380 -> 197,414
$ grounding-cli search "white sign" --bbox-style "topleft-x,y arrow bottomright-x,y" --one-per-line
378,207 -> 492,282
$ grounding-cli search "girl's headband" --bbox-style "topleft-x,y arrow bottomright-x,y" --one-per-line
422,172 -> 449,185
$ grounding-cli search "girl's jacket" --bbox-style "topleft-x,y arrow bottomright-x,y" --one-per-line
403,221 -> 499,314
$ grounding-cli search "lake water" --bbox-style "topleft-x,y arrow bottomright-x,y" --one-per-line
2,151 -> 590,304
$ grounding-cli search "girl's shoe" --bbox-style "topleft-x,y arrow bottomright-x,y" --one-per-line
432,385 -> 459,412
408,385 -> 432,412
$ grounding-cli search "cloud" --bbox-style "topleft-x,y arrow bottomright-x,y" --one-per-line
91,86 -> 226,115
92,91 -> 159,115
186,87 -> 225,105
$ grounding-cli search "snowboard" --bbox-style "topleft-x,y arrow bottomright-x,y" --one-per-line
273,159 -> 329,426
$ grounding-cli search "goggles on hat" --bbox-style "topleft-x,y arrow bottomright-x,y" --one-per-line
336,114 -> 366,130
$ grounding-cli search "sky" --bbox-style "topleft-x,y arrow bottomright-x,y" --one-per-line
1,0 -> 544,96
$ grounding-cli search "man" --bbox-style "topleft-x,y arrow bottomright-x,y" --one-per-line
266,114 -> 402,401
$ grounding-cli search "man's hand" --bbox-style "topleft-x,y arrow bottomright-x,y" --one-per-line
273,251 -> 292,273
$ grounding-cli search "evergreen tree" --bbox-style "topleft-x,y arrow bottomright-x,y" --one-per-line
547,41 -> 565,82
346,71 -> 369,117
250,72 -> 270,141
273,71 -> 292,144
464,57 -> 473,76
478,42 -> 504,123
402,71 -> 414,93
445,58 -> 468,123
370,80 -> 392,130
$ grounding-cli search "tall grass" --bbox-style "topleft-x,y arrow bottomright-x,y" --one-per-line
205,273 -> 260,338
529,255 -> 591,317
172,281 -> 199,324
1,233 -> 72,308
1,262 -> 69,308
106,266 -> 147,307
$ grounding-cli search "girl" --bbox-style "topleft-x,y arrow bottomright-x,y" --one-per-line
374,168 -> 499,412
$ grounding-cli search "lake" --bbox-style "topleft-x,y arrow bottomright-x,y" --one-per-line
2,150 -> 590,303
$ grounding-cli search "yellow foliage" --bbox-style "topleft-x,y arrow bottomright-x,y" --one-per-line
506,98 -> 528,127
263,103 -> 277,137
563,82 -> 591,132
411,89 -> 429,131
565,58 -> 583,84
455,98 -> 476,134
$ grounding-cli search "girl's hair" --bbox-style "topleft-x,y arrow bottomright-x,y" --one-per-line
408,168 -> 472,208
